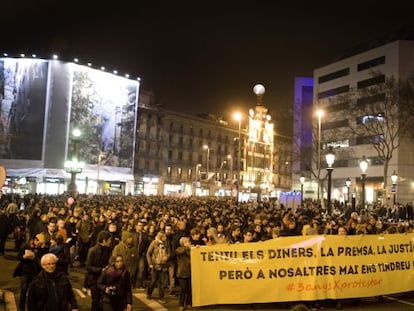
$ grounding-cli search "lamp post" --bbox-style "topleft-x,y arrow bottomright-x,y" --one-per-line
345,177 -> 351,204
299,175 -> 305,207
325,147 -> 335,216
359,155 -> 368,209
227,155 -> 233,182
316,109 -> 324,205
234,112 -> 242,203
97,152 -> 105,194
203,145 -> 210,180
391,170 -> 398,206
65,128 -> 83,197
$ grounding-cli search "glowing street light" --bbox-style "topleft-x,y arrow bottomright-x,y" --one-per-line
359,156 -> 368,209
203,145 -> 210,180
65,128 -> 84,196
316,109 -> 324,205
345,177 -> 352,204
300,175 -> 305,207
391,171 -> 398,206
233,112 -> 242,203
325,147 -> 335,215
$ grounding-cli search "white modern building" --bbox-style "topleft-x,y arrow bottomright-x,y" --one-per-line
313,40 -> 414,206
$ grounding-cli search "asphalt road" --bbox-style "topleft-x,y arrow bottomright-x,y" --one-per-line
1,237 -> 414,310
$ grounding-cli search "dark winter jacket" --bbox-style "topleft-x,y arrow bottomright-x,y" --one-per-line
86,244 -> 112,286
97,264 -> 133,308
26,270 -> 78,311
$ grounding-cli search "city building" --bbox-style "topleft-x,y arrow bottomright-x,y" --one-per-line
135,88 -> 292,199
313,39 -> 414,206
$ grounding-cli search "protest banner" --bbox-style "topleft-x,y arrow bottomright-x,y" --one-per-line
191,233 -> 414,306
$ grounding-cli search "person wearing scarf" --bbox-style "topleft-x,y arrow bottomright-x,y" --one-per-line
98,255 -> 132,311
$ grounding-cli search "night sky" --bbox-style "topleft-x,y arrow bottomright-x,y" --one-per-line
2,1 -> 413,135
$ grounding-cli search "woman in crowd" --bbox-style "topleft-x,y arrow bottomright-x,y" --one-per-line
98,254 -> 132,311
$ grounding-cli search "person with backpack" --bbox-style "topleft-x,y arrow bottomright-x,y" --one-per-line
146,231 -> 170,304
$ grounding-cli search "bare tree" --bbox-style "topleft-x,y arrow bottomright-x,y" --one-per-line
346,73 -> 414,200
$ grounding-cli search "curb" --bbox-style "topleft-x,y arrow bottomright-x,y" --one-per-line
0,289 -> 17,311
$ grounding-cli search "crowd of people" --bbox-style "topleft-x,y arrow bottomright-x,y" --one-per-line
0,193 -> 413,311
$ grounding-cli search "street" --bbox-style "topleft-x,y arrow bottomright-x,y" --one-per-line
1,237 -> 414,310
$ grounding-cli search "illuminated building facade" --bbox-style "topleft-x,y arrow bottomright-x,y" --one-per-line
313,39 -> 414,205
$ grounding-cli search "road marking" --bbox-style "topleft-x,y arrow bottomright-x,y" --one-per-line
133,293 -> 168,311
74,288 -> 86,299
383,295 -> 414,306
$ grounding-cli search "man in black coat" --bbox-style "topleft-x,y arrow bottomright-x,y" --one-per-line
86,230 -> 112,311
26,253 -> 78,311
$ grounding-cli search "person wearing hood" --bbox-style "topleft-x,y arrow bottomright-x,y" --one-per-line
26,253 -> 78,311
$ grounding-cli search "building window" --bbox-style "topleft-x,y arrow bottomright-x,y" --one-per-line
168,134 -> 173,145
356,135 -> 384,145
178,151 -> 183,161
318,68 -> 350,84
168,150 -> 173,160
357,75 -> 385,89
179,136 -> 183,146
188,168 -> 192,179
326,102 -> 349,112
317,85 -> 350,99
178,167 -> 182,178
167,166 -> 172,177
189,138 -> 193,147
357,56 -> 386,72
322,119 -> 349,130
356,93 -> 385,106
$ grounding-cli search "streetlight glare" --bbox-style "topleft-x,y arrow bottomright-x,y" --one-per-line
316,109 -> 324,118
234,112 -> 242,121
72,128 -> 82,138
360,155 -> 368,173
391,171 -> 398,183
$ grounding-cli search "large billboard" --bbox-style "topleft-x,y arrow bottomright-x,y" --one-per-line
0,58 -> 139,171
0,59 -> 48,160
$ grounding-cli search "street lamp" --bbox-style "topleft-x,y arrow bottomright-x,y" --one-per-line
391,170 -> 398,206
234,112 -> 242,203
203,145 -> 210,180
316,109 -> 324,205
345,177 -> 351,204
325,147 -> 335,216
65,128 -> 83,196
97,152 -> 105,194
359,155 -> 368,209
299,175 -> 305,207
